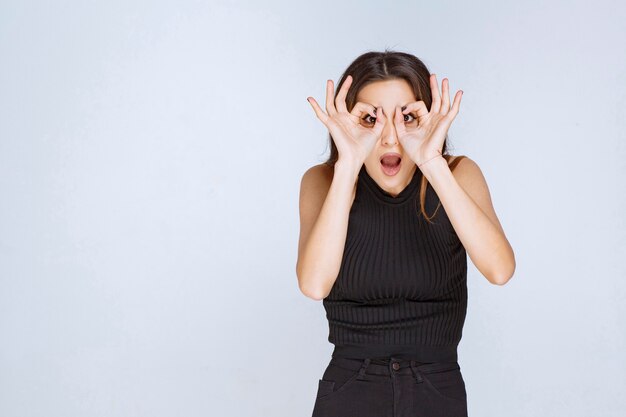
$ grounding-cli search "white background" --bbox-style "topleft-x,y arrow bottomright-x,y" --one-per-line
1,0 -> 625,416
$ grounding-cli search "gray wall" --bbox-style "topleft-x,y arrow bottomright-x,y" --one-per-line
1,0 -> 624,416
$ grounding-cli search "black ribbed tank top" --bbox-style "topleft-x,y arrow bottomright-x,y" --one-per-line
322,163 -> 468,362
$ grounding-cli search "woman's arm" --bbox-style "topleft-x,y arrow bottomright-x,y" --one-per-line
421,155 -> 516,285
296,161 -> 359,300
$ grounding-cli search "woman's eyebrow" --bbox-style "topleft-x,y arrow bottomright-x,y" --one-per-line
361,103 -> 417,112
362,103 -> 412,108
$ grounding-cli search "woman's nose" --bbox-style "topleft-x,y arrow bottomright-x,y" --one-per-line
382,123 -> 399,145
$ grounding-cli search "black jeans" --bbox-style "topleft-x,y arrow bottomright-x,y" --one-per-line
311,356 -> 468,417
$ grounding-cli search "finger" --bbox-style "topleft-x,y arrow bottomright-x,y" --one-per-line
401,100 -> 429,124
307,96 -> 329,125
325,79 -> 338,117
335,74 -> 353,114
350,101 -> 377,123
441,78 -> 450,116
393,105 -> 407,136
446,90 -> 463,120
371,106 -> 386,137
430,73 -> 441,114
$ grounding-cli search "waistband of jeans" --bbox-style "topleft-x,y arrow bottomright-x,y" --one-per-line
331,343 -> 458,363
329,356 -> 460,376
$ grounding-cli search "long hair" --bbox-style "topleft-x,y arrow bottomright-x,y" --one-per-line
323,49 -> 466,222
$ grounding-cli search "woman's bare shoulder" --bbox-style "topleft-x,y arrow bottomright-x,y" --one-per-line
447,154 -> 470,172
300,163 -> 334,191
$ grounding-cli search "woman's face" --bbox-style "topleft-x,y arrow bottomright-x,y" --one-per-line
355,78 -> 419,197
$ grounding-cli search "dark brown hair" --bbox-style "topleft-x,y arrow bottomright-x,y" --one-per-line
322,49 -> 466,222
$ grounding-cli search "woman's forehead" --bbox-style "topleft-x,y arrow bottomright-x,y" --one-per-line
356,79 -> 416,107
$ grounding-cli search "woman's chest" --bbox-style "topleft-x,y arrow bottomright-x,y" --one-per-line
332,202 -> 466,301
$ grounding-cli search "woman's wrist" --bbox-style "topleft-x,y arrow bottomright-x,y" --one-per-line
416,150 -> 443,168
334,159 -> 361,178
417,155 -> 448,180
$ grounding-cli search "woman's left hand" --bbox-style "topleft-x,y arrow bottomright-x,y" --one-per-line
393,74 -> 463,168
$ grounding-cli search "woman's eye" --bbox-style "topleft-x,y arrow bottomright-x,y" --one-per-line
361,113 -> 416,125
362,115 -> 376,125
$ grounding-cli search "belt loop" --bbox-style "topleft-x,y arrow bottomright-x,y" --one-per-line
409,360 -> 424,384
357,358 -> 371,380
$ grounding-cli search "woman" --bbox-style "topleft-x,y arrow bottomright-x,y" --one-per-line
296,50 -> 515,417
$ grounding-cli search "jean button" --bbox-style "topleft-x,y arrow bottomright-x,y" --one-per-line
392,362 -> 400,371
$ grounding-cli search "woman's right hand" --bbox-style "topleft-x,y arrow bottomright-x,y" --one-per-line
307,75 -> 387,169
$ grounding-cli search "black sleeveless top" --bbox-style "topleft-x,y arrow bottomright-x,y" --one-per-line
322,163 -> 468,362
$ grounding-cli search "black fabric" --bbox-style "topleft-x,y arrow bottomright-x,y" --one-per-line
311,356 -> 468,417
322,164 -> 468,363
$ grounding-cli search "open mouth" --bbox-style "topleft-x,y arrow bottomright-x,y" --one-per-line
380,153 -> 402,175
